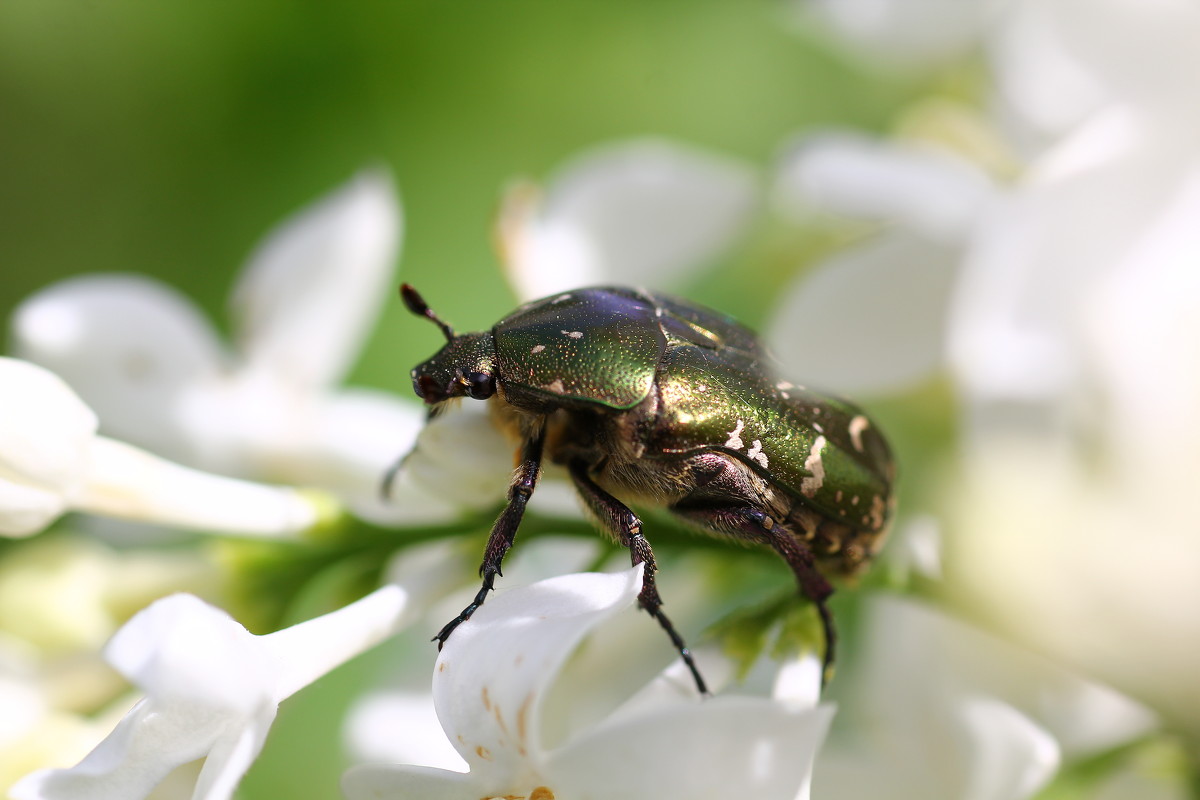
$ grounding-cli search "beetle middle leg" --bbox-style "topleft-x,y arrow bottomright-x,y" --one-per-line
433,422 -> 547,649
567,459 -> 709,696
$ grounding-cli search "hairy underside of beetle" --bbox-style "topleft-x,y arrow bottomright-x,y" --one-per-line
488,392 -> 877,578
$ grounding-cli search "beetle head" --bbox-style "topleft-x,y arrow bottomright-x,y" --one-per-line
401,284 -> 497,405
410,332 -> 497,404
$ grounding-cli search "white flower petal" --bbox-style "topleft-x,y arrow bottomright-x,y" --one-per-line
814,595 -> 1065,800
0,357 -> 97,493
989,2 -> 1107,145
232,169 -> 400,390
433,568 -> 643,785
305,390 -> 426,497
342,764 -> 479,800
772,655 -> 823,710
10,698 -> 220,800
958,697 -> 1060,800
1044,0 -> 1200,114
503,140 -> 757,300
799,0 -> 997,70
0,479 -> 70,538
190,719 -> 272,800
1086,162 -> 1200,483
768,231 -> 959,393
104,594 -> 273,709
947,108 -> 1186,408
548,697 -> 833,800
600,646 -> 735,727
75,437 -> 322,537
10,275 -> 225,458
345,691 -> 468,772
774,132 -> 993,243
392,400 -> 512,516
263,584 -> 407,700
17,588 -> 410,800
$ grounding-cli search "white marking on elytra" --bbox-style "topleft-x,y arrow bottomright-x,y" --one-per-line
869,495 -> 886,529
546,378 -> 565,393
812,422 -> 824,433
746,439 -> 768,468
697,384 -> 707,392
561,330 -> 584,339
801,435 -> 827,497
851,495 -> 860,506
849,415 -> 869,452
531,344 -> 546,354
725,419 -> 745,450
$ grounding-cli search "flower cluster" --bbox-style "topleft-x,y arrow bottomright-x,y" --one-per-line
3,2 -> 1197,797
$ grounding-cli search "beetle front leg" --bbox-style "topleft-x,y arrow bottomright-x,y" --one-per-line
671,503 -> 837,686
433,422 -> 546,649
568,460 -> 709,696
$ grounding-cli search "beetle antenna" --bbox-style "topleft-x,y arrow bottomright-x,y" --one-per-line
400,283 -> 455,341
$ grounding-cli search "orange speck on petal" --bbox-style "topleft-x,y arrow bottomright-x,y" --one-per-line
530,787 -> 555,800
516,693 -> 533,744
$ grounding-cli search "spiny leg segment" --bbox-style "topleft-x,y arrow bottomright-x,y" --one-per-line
568,459 -> 709,695
433,422 -> 546,648
670,503 -> 836,685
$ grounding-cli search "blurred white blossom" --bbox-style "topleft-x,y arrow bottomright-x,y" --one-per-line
802,0 -> 1200,760
11,585 -> 407,800
815,595 -> 1167,799
0,357 -> 324,539
343,567 -> 833,800
768,131 -> 995,393
496,139 -> 758,301
796,0 -> 999,71
9,171 -> 444,524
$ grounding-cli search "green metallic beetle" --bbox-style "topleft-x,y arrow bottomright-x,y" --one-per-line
399,284 -> 895,693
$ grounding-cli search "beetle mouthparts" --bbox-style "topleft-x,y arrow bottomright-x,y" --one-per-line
415,374 -> 443,402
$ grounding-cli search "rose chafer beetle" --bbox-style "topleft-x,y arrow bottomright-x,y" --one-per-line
398,284 -> 894,693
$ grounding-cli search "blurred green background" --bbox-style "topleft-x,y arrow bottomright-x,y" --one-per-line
0,2 -> 917,797
0,0 -> 912,386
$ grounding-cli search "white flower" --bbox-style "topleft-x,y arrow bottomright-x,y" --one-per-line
9,170 -> 441,523
0,357 -> 323,539
343,566 -> 833,800
923,2 -> 1200,745
10,585 -> 408,800
816,597 -> 1066,800
795,0 -> 1001,71
767,130 -> 995,393
496,139 -> 758,301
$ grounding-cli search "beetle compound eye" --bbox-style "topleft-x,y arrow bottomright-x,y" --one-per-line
465,371 -> 495,400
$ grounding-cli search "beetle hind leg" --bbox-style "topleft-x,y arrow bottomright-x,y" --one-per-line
670,501 -> 837,687
568,460 -> 709,696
